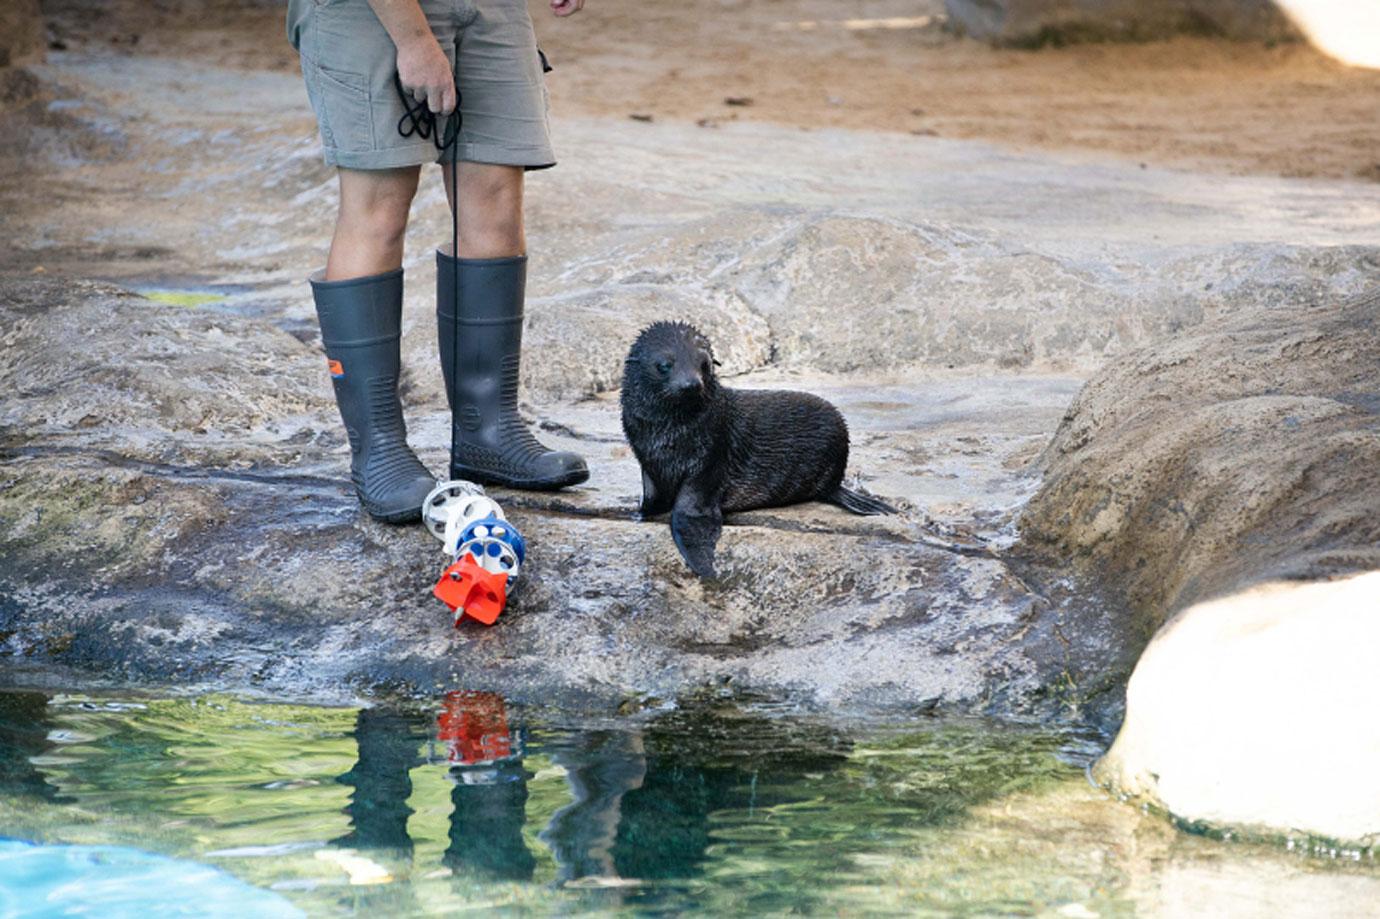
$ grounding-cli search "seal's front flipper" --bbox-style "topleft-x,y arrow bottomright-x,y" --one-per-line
671,509 -> 721,577
670,487 -> 722,578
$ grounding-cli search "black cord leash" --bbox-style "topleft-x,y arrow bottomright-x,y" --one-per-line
392,71 -> 461,257
394,73 -> 462,445
393,73 -> 461,153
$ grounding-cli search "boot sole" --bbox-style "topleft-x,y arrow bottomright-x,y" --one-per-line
367,506 -> 424,524
359,496 -> 425,525
450,464 -> 590,491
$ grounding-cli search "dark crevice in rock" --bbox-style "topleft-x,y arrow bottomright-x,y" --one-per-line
0,443 -> 344,492
532,417 -> 625,445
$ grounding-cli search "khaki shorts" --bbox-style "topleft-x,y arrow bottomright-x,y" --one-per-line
286,0 -> 555,170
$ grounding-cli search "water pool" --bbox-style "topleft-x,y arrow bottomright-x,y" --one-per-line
0,689 -> 1375,916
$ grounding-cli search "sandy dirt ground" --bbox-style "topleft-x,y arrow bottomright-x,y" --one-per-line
36,0 -> 1380,181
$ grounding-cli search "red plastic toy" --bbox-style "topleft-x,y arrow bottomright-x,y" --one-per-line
433,555 -> 509,626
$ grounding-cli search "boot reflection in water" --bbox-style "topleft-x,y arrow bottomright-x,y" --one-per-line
0,692 -> 69,804
331,706 -> 430,856
437,691 -> 536,881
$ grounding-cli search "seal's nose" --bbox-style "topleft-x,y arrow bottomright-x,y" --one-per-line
671,373 -> 704,396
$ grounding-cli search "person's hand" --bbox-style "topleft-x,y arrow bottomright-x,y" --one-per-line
550,0 -> 584,17
396,34 -> 456,115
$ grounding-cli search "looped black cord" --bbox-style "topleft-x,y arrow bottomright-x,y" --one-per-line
393,73 -> 461,153
391,74 -> 460,268
394,73 -> 463,445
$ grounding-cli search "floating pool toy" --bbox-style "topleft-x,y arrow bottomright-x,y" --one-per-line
422,481 -> 527,627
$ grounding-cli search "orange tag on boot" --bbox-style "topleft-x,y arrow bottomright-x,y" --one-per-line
434,556 -> 509,626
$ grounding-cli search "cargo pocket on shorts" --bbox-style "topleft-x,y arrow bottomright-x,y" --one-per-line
310,61 -> 376,155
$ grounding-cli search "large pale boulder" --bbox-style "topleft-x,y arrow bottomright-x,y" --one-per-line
1094,572 -> 1380,845
1272,1 -> 1380,68
1023,283 -> 1380,840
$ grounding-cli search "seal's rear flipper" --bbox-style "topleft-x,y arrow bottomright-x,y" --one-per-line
828,486 -> 897,516
671,506 -> 721,578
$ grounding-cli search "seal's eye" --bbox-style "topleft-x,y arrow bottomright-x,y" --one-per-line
655,359 -> 673,376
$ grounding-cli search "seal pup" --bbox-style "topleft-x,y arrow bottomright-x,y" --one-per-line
620,321 -> 895,578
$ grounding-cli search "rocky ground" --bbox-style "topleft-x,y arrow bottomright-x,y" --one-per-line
1,2 -> 1378,749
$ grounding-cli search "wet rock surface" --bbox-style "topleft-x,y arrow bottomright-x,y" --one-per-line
0,275 -> 1091,715
1,50 -> 1378,728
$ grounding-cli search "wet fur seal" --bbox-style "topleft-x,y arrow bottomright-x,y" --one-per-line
620,321 -> 895,578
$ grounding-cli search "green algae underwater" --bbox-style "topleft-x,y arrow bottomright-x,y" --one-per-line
1,689 -> 1377,917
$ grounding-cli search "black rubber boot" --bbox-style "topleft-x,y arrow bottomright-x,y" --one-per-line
311,267 -> 436,523
436,253 -> 589,490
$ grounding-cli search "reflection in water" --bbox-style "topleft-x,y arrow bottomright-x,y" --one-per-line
445,765 -> 536,881
0,687 -> 959,899
612,710 -> 851,889
9,687 -> 1369,916
438,691 -> 536,881
312,691 -> 853,893
542,730 -> 647,885
0,691 -> 65,803
332,707 -> 428,856
330,692 -> 539,881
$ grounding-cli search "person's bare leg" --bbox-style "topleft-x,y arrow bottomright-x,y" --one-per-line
326,165 -> 422,280
439,161 -> 524,258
